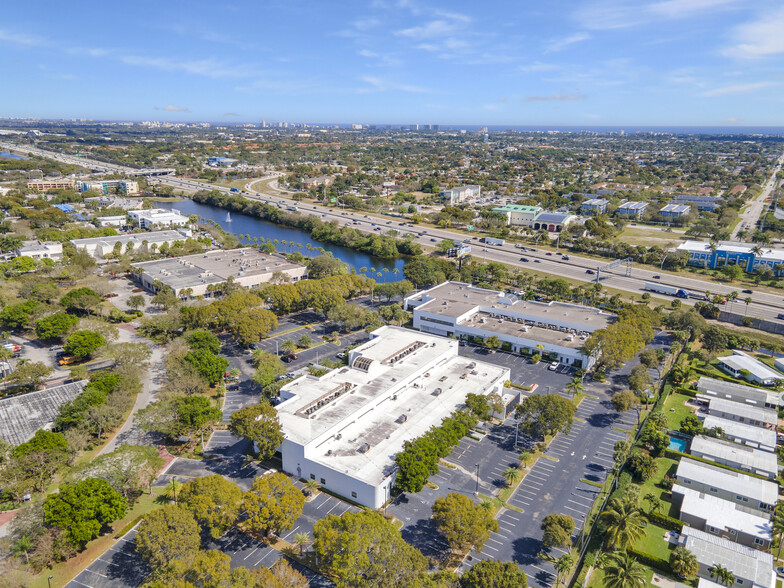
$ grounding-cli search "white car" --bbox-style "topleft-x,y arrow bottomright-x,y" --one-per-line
548,362 -> 559,371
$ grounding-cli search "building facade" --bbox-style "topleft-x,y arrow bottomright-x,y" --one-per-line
677,241 -> 784,274
442,185 -> 481,204
128,208 -> 190,229
660,204 -> 691,218
616,201 -> 648,218
77,179 -> 140,195
71,229 -> 193,258
26,179 -> 75,191
580,198 -> 609,215
16,240 -> 63,261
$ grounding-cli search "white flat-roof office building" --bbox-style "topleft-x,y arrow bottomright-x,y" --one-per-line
16,240 -> 63,261
276,326 -> 510,509
131,248 -> 307,298
128,208 -> 189,229
404,282 -> 615,369
71,229 -> 192,258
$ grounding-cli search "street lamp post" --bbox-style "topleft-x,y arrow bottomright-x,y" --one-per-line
48,576 -> 53,588
474,464 -> 480,496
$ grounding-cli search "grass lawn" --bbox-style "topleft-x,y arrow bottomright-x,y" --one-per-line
634,456 -> 680,517
662,392 -> 697,431
28,487 -> 166,588
588,564 -> 656,588
635,521 -> 674,561
617,226 -> 685,248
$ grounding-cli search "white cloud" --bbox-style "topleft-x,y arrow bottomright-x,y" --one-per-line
525,93 -> 585,102
154,105 -> 190,112
120,56 -> 257,79
519,62 -> 560,73
545,32 -> 591,53
0,29 -> 48,47
722,7 -> 784,59
358,75 -> 431,93
721,117 -> 742,122
396,20 -> 458,38
223,112 -> 240,117
574,0 -> 740,30
700,81 -> 778,96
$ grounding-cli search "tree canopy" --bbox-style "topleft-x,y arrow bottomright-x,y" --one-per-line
228,403 -> 283,460
135,505 -> 201,570
242,473 -> 305,537
514,394 -> 576,440
178,475 -> 243,539
431,493 -> 499,552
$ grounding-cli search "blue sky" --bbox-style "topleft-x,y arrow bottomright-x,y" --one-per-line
2,0 -> 783,126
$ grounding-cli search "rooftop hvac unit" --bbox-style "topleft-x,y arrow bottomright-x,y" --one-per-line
396,414 -> 408,424
358,443 -> 371,454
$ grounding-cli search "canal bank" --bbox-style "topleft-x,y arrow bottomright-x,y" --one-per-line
155,197 -> 407,281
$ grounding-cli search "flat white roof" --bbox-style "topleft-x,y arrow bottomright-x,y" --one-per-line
701,415 -> 776,447
676,458 -> 778,505
690,435 -> 778,474
697,377 -> 780,407
682,527 -> 774,588
71,229 -> 190,247
708,398 -> 778,426
277,326 -> 508,486
719,351 -> 784,382
675,484 -> 772,541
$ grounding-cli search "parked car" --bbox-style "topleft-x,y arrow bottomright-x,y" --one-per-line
545,252 -> 553,256
430,238 -> 437,242
58,356 -> 79,366
337,352 -> 346,359
548,361 -> 559,371
282,354 -> 298,363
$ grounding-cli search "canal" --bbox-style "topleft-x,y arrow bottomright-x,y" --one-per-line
156,198 -> 406,281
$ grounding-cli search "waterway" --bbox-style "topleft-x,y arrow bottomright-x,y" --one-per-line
0,151 -> 29,160
156,198 -> 406,281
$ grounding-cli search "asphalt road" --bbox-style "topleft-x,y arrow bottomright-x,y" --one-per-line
730,151 -> 784,240
6,140 -> 784,320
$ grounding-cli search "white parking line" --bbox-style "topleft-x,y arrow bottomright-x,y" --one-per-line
244,547 -> 260,560
69,581 -> 93,588
83,569 -> 109,579
563,505 -> 586,514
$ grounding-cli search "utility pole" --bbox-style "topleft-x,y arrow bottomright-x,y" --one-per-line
474,464 -> 480,496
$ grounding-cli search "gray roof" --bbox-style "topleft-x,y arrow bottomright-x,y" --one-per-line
696,377 -> 779,407
674,484 -> 772,541
533,212 -> 576,223
0,380 -> 87,445
708,398 -> 778,426
676,457 -> 778,505
690,435 -> 778,475
701,415 -> 776,448
618,201 -> 648,210
682,527 -> 773,588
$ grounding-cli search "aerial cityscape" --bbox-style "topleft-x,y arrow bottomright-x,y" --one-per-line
1,1 -> 784,588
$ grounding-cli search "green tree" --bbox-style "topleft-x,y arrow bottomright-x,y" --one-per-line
465,393 -> 493,420
314,510 -> 428,588
251,350 -> 285,388
136,395 -> 222,443
184,348 -> 229,385
127,294 -> 146,312
43,478 -> 127,547
702,325 -> 729,352
709,564 -> 736,588
178,475 -> 243,539
599,497 -> 646,549
307,255 -> 347,279
135,505 -> 201,570
515,394 -> 576,440
458,560 -> 527,588
242,473 -> 305,537
378,303 -> 410,325
566,377 -> 583,398
64,330 -> 106,358
627,448 -> 657,481
0,301 -> 39,330
431,493 -> 499,552
669,546 -> 699,579
34,312 -> 79,340
5,360 -> 53,390
13,430 -> 68,492
611,389 -> 642,424
230,307 -> 278,346
78,444 -> 164,497
297,333 -> 312,348
602,551 -> 646,588
60,287 -> 102,315
643,492 -> 662,515
228,403 -> 284,460
187,330 -> 221,355
541,513 -> 575,548
503,467 -> 521,487
638,348 -> 666,380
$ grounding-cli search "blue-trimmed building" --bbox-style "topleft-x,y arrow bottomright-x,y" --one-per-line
677,241 -> 784,273
673,194 -> 723,212
616,201 -> 648,219
660,204 -> 691,218
580,198 -> 609,215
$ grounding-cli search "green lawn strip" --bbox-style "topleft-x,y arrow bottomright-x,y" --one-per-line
634,457 -> 680,516
581,478 -> 603,488
573,417 -> 587,424
612,426 -> 631,433
662,392 -> 697,431
635,521 -> 675,562
31,487 -> 167,588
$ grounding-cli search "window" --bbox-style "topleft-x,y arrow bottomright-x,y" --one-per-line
707,526 -> 721,535
351,491 -> 357,498
754,538 -> 765,546
709,487 -> 718,493
310,474 -> 315,480
684,480 -> 691,484
320,478 -> 326,485
729,529 -> 736,535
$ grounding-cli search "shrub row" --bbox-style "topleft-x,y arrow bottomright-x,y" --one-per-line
627,548 -> 670,573
643,511 -> 682,532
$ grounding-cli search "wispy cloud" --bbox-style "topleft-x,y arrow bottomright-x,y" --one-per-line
525,93 -> 585,102
545,32 -> 591,53
0,29 -> 48,47
120,56 -> 257,79
721,117 -> 742,122
519,62 -> 561,73
574,0 -> 740,30
700,81 -> 778,97
722,7 -> 784,59
223,112 -> 240,117
154,105 -> 190,112
358,75 -> 432,93
396,20 -> 461,38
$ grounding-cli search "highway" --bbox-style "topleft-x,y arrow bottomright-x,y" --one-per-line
5,141 -> 784,322
730,150 -> 784,241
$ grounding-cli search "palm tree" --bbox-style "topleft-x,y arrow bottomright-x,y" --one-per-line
503,466 -> 521,487
518,450 -> 532,469
552,553 -> 574,587
382,267 -> 389,281
643,492 -> 662,514
294,531 -> 311,555
360,266 -> 368,275
392,268 -> 400,279
282,339 -> 296,355
11,536 -> 31,566
305,479 -> 320,496
566,377 -> 583,399
772,505 -> 784,558
744,297 -> 752,315
669,546 -> 698,579
602,551 -> 646,588
163,480 -> 183,505
599,497 -> 646,550
709,564 -> 736,587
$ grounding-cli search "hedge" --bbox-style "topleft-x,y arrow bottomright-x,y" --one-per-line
643,511 -> 682,532
628,548 -> 670,573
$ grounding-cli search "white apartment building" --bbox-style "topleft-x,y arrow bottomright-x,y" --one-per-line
276,326 -> 510,508
127,208 -> 189,229
71,229 -> 192,258
16,240 -> 63,261
404,282 -> 615,369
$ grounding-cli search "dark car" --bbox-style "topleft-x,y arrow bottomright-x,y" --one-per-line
777,314 -> 784,320
282,354 -> 298,363
586,269 -> 595,274
545,252 -> 553,256
742,289 -> 753,294
520,257 -> 530,262
534,259 -> 541,263
652,275 -> 661,279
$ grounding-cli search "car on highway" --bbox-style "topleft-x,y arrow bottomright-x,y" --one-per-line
586,269 -> 595,274
548,361 -> 559,371
430,238 -> 437,242
534,259 -> 541,263
520,257 -> 530,262
742,289 -> 753,294
778,314 -> 784,320
545,252 -> 553,256
652,275 -> 661,279
463,238 -> 471,243
562,255 -> 569,260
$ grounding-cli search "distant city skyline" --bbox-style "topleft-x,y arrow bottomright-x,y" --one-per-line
2,0 -> 783,125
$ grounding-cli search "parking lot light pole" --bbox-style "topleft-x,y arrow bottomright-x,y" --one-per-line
474,464 -> 480,496
48,576 -> 53,588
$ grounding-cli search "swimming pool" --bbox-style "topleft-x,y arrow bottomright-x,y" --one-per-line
668,437 -> 688,452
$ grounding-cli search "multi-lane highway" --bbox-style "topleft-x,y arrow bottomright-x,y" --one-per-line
730,150 -> 784,241
5,141 -> 784,321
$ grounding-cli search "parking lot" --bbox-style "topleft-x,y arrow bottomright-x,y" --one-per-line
67,527 -> 150,588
